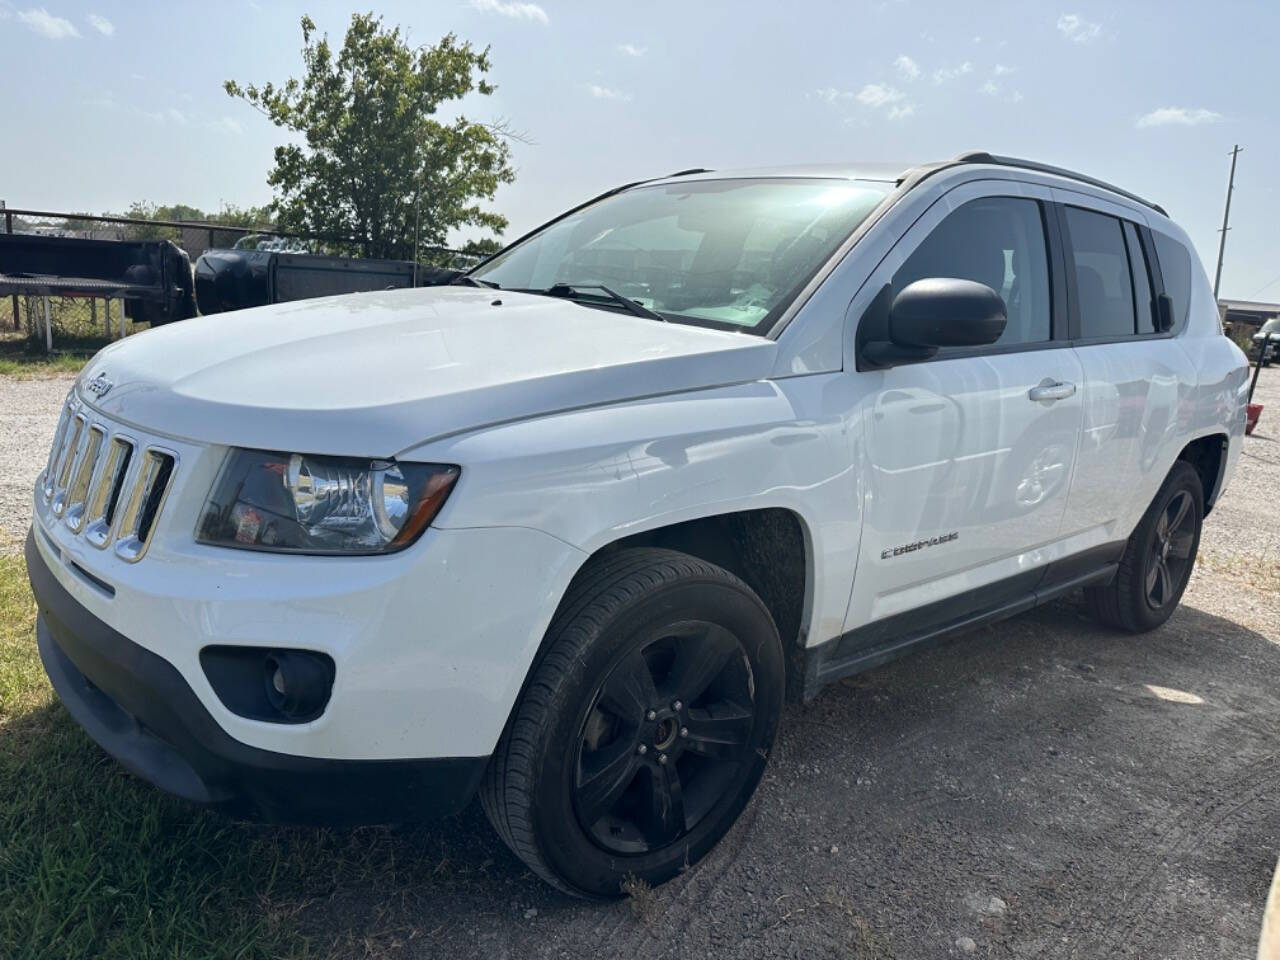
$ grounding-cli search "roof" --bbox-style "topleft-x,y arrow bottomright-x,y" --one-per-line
655,153 -> 1166,216
652,163 -> 910,185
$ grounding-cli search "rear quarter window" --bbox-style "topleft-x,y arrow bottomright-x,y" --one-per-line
1152,231 -> 1192,331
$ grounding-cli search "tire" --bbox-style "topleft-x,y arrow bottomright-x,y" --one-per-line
1085,461 -> 1203,632
481,547 -> 784,898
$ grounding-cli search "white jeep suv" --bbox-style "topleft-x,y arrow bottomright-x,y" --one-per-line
28,153 -> 1249,897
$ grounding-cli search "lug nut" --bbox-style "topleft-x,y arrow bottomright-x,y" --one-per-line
672,700 -> 683,712
637,744 -> 648,756
679,726 -> 689,738
658,753 -> 668,765
646,709 -> 657,721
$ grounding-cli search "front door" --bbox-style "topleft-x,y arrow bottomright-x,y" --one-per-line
844,181 -> 1084,638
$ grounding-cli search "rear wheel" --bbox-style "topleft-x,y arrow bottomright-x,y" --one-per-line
481,548 -> 784,897
1085,461 -> 1203,632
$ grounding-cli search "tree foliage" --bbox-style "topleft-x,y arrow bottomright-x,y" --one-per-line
113,202 -> 270,241
225,13 -> 515,259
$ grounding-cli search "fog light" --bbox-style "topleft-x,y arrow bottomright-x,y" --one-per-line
200,645 -> 335,724
263,651 -> 334,722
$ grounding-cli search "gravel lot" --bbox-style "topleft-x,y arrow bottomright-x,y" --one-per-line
3,367 -> 1278,958
0,374 -> 71,553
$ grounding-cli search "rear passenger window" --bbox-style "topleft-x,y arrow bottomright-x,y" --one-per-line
1153,231 -> 1192,331
894,197 -> 1051,347
1064,206 -> 1135,339
1123,222 -> 1158,334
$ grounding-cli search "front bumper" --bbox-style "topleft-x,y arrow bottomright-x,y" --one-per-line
27,529 -> 487,824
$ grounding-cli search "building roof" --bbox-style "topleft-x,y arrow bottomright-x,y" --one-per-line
1219,299 -> 1280,314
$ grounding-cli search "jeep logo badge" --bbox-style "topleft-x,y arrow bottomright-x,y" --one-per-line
86,372 -> 113,398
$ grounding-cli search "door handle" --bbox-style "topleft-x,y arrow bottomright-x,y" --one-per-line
1028,381 -> 1077,402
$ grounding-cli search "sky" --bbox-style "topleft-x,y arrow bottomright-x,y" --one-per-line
1,0 -> 1277,301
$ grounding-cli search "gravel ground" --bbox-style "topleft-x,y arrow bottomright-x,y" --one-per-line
2,367 -> 1278,958
0,374 -> 71,553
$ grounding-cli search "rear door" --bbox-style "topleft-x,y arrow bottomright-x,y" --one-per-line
844,180 -> 1085,637
1053,192 -> 1197,546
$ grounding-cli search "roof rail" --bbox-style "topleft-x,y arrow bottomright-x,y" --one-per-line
954,151 -> 1167,217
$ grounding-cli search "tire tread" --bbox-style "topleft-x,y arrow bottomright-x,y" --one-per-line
480,547 -> 767,896
1085,461 -> 1202,633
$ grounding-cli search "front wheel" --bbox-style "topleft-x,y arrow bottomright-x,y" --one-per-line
1085,461 -> 1203,632
481,548 -> 784,897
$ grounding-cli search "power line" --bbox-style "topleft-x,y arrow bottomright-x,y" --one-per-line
1245,273 -> 1280,301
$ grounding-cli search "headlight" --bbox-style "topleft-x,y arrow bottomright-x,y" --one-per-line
197,449 -> 459,555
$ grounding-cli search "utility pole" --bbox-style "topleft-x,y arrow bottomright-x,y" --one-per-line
1213,144 -> 1241,301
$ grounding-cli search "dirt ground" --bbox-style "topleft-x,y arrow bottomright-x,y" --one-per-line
3,367 -> 1278,959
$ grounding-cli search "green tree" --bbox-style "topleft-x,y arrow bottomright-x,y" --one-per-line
225,13 -> 516,259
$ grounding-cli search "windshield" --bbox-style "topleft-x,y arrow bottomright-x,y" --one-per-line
471,178 -> 891,334
1260,317 -> 1280,335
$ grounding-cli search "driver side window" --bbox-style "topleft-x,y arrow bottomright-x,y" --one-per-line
893,197 -> 1052,347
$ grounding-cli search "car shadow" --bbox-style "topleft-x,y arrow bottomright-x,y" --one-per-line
8,596 -> 1279,959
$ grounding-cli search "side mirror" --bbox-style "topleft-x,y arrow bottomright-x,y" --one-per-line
889,278 -> 1008,349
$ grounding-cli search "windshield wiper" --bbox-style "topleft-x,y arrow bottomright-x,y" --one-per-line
449,275 -> 500,289
520,282 -> 667,322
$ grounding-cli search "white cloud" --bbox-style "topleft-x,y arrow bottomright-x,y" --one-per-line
1136,106 -> 1223,129
856,84 -> 914,120
86,13 -> 112,35
83,90 -> 243,134
1057,13 -> 1102,44
815,83 -> 913,119
587,83 -> 631,102
17,7 -> 80,39
206,116 -> 243,135
811,86 -> 851,104
468,0 -> 548,24
893,55 -> 920,81
981,68 -> 1024,103
856,83 -> 905,108
932,61 -> 973,84
617,43 -> 646,57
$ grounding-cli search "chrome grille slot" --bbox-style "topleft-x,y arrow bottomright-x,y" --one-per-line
50,415 -> 86,517
40,394 -> 181,562
63,425 -> 106,532
113,449 -> 178,563
84,437 -> 134,548
42,403 -> 73,502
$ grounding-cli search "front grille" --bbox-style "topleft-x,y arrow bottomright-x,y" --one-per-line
41,394 -> 178,563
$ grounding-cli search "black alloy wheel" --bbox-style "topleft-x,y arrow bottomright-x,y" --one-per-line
481,548 -> 784,897
1144,489 -> 1196,610
574,620 -> 757,855
1086,461 -> 1203,632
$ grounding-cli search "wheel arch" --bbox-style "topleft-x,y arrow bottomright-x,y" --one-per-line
1176,432 -> 1228,515
507,507 -> 815,722
600,508 -> 811,695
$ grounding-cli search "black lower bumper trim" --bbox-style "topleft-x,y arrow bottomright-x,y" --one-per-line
26,529 -> 487,824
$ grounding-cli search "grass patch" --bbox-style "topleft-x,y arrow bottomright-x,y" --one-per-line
0,555 -> 506,959
0,332 -> 101,379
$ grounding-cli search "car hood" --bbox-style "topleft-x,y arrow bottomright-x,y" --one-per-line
77,287 -> 777,456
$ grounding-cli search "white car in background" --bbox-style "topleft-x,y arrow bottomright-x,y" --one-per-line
28,153 -> 1248,897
